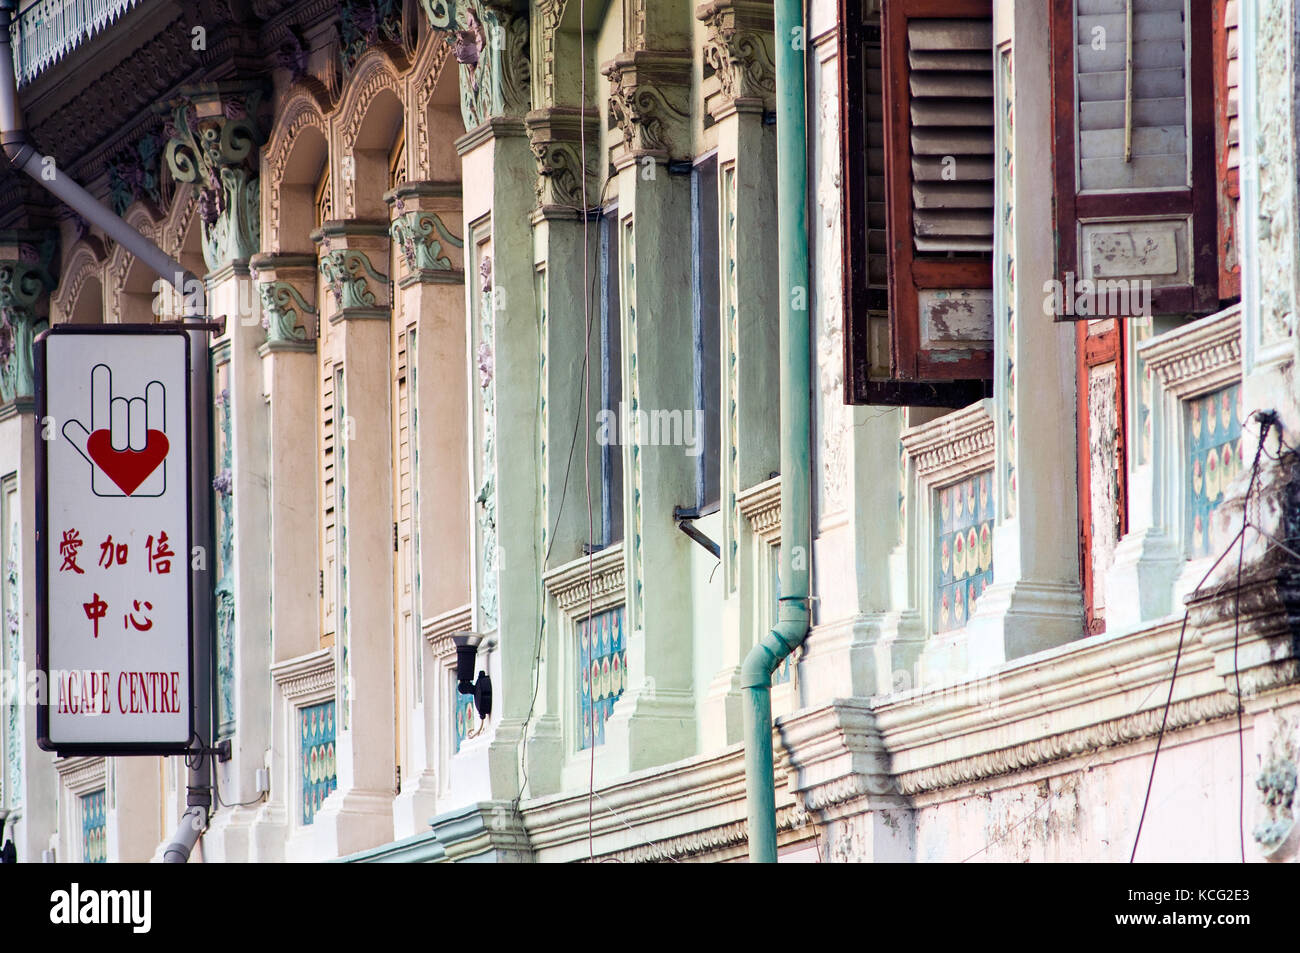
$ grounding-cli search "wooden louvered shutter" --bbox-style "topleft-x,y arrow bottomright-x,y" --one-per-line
1213,0 -> 1240,299
882,0 -> 994,382
1050,0 -> 1218,319
841,0 -> 993,406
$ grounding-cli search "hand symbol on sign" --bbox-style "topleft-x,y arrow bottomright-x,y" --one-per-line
63,364 -> 170,497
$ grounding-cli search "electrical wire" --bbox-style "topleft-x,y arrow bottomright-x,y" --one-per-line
967,409 -> 1284,864
1130,409 -> 1276,862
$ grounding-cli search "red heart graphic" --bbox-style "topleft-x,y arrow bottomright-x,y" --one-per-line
86,428 -> 169,496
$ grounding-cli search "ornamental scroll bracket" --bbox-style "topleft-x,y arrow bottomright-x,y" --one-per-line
162,82 -> 268,273
421,0 -> 530,131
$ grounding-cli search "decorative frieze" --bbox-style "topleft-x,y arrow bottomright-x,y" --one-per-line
696,0 -> 776,121
738,476 -> 781,544
543,547 -> 627,615
336,0 -> 411,75
106,131 -> 166,216
525,107 -> 598,217
602,50 -> 693,169
270,647 -> 337,701
0,230 -> 57,408
424,604 -> 473,662
162,82 -> 267,272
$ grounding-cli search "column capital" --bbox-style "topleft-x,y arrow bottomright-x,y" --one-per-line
384,183 -> 466,287
0,229 -> 57,410
311,221 -> 391,322
250,252 -> 319,352
697,0 -> 777,122
524,107 -> 599,220
602,49 -> 693,170
422,0 -> 531,131
162,81 -> 268,273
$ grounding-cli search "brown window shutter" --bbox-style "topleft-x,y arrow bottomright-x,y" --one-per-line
841,0 -> 994,407
1050,0 -> 1218,319
883,0 -> 994,381
1214,0 -> 1241,300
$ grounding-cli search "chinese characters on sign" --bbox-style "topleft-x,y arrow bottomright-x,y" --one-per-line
37,328 -> 192,751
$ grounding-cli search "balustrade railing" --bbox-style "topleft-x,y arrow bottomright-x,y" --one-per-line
10,0 -> 142,87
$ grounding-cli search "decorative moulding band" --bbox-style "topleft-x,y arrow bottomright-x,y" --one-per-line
543,546 -> 627,615
738,475 -> 782,543
270,648 -> 336,701
423,603 -> 473,661
55,755 -> 107,793
900,398 -> 995,482
455,117 -> 528,156
1137,303 -> 1242,399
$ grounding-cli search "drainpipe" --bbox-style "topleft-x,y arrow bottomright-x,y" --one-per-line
740,0 -> 811,863
0,1 -> 214,862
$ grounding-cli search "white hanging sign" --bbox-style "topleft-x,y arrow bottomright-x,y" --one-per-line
36,326 -> 193,753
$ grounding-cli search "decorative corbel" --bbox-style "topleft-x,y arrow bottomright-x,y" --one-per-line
525,107 -> 599,217
602,49 -> 693,170
250,253 -> 319,352
697,0 -> 776,122
422,0 -> 531,131
0,230 -> 57,409
162,81 -> 267,274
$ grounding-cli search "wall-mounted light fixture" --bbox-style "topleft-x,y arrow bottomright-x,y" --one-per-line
452,632 -> 492,719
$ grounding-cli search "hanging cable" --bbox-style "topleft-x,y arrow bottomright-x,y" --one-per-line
1130,409 -> 1277,862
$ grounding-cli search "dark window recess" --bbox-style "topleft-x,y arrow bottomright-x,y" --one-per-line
597,207 -> 624,550
840,0 -> 995,407
692,155 -> 721,509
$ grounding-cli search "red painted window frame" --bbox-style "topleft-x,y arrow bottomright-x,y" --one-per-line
1075,321 -> 1129,635
1213,0 -> 1241,301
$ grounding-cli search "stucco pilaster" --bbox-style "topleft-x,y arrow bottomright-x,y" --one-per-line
962,0 -> 1083,669
384,182 -> 471,836
303,220 -> 396,855
454,119 -> 543,803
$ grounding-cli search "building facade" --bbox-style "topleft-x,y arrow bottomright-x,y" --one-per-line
0,0 -> 1298,863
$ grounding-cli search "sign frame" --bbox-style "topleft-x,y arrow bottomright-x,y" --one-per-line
34,324 -> 196,756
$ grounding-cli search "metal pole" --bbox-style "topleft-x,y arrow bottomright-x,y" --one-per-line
169,314 -> 214,862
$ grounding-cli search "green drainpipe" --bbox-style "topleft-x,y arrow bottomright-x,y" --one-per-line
741,0 -> 811,864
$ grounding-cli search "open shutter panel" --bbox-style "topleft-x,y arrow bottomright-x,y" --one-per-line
841,0 -> 993,406
1051,0 -> 1218,319
1214,0 -> 1241,298
883,0 -> 994,383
